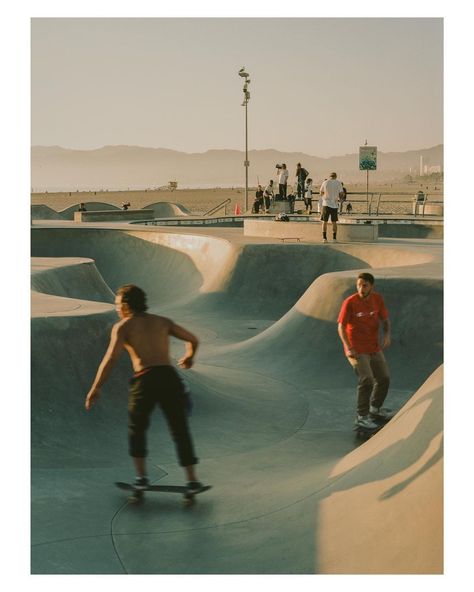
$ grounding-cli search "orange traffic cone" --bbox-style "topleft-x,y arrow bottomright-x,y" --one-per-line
234,203 -> 241,215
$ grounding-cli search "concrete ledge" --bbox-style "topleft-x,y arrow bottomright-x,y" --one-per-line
244,219 -> 378,242
412,202 -> 444,216
423,204 -> 444,216
73,209 -> 154,222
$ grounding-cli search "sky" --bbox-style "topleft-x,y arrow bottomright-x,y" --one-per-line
31,17 -> 443,157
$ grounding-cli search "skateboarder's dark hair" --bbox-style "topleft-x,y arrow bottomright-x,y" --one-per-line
117,284 -> 148,313
358,272 -> 375,284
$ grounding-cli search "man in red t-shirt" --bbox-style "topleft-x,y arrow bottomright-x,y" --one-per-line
337,272 -> 392,429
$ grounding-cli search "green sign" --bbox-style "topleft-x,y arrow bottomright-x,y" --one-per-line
359,146 -> 377,170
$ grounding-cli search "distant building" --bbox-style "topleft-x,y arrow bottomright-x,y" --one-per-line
419,155 -> 442,176
422,164 -> 442,175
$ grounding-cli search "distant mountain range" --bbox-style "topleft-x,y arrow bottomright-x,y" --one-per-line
31,144 -> 443,191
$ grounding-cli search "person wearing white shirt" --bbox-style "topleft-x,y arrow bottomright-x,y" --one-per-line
319,172 -> 344,242
277,164 -> 289,201
304,178 -> 313,214
263,180 -> 274,212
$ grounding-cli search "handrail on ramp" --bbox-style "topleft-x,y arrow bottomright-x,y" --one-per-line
204,198 -> 231,217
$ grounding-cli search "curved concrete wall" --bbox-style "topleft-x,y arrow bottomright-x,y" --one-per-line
32,258 -> 114,303
317,365 -> 443,573
31,205 -> 65,220
143,201 -> 192,217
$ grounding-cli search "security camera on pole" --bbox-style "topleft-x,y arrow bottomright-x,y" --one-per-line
238,67 -> 251,213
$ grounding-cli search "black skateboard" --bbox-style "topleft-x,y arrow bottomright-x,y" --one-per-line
115,481 -> 212,505
353,415 -> 392,440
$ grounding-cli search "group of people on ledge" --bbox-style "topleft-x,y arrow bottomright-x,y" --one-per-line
252,163 -> 350,216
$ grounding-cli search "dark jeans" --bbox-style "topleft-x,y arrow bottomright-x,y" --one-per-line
297,180 -> 305,198
128,365 -> 198,466
279,183 -> 287,200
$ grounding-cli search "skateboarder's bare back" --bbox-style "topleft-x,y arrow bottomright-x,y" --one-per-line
85,284 -> 201,490
119,312 -> 195,372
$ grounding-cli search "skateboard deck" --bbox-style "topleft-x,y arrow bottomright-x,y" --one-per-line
353,415 -> 392,440
115,481 -> 211,505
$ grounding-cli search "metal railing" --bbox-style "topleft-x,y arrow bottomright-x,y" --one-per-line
339,191 -> 443,217
203,198 -> 231,217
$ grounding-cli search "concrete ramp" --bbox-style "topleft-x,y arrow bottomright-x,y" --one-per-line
31,204 -> 65,220
143,201 -> 192,217
316,365 -> 443,574
60,202 -> 120,219
30,225 -> 443,574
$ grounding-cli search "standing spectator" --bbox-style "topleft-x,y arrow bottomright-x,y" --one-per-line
296,163 -> 309,200
319,172 -> 344,242
317,179 -> 326,214
339,183 -> 347,213
304,178 -> 313,214
277,164 -> 289,201
263,180 -> 274,212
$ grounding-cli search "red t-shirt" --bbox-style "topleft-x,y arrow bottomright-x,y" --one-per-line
337,291 -> 389,354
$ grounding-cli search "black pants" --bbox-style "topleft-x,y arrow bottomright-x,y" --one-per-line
279,183 -> 287,200
128,366 -> 198,466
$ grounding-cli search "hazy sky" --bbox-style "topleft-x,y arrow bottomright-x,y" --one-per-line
31,17 -> 443,157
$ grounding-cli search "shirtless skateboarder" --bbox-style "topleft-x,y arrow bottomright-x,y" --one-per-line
85,284 -> 203,492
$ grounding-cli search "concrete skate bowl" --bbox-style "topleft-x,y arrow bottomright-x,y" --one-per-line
31,204 -> 66,220
31,201 -> 191,222
30,226 -> 443,574
60,202 -> 121,220
143,202 -> 192,217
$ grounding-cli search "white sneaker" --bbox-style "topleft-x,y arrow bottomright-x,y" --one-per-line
355,415 -> 378,429
322,237 -> 328,243
369,406 -> 395,420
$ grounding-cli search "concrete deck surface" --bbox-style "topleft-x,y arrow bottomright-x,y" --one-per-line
30,221 -> 443,574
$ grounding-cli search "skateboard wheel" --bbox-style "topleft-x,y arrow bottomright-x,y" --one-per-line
129,491 -> 144,504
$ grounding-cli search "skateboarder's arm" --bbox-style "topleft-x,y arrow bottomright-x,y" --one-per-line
85,323 -> 125,409
338,323 -> 356,357
169,321 -> 199,369
381,318 -> 391,349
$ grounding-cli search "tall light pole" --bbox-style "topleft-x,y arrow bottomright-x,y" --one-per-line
238,67 -> 251,212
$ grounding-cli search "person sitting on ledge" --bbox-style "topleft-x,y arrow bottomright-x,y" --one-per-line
78,202 -> 87,212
